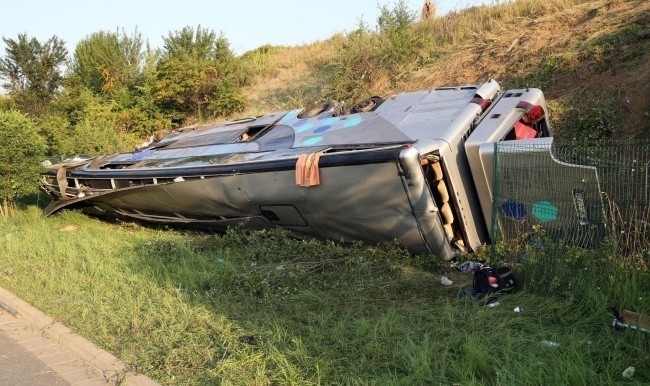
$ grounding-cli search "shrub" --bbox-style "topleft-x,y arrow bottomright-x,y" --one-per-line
0,110 -> 45,216
325,1 -> 434,103
550,94 -> 620,142
37,113 -> 77,158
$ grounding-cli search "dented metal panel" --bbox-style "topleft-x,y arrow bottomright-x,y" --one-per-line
41,80 -> 597,259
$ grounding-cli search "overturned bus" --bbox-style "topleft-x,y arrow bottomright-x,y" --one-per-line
41,79 -> 603,260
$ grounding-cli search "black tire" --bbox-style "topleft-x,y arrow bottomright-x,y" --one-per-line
297,100 -> 339,119
348,96 -> 384,114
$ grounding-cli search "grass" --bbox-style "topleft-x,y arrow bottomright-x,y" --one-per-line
238,38 -> 340,115
579,15 -> 650,67
234,0 -> 649,143
237,0 -> 599,112
0,206 -> 648,385
2,0 -> 649,384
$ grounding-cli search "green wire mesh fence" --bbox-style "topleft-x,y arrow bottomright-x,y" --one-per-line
491,139 -> 650,262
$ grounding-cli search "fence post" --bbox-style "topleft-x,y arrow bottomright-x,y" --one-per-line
490,141 -> 500,254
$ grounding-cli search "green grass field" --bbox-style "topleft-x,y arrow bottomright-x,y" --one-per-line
0,206 -> 647,385
1,0 -> 648,383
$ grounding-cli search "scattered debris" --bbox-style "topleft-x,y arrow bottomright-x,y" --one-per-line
473,266 -> 517,294
486,301 -> 500,308
622,366 -> 635,378
239,335 -> 258,346
514,306 -> 523,313
505,37 -> 520,54
440,275 -> 453,286
539,340 -> 559,348
242,258 -> 347,289
611,307 -> 650,333
456,260 -> 483,273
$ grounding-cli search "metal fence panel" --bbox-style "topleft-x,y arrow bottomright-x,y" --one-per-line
491,140 -> 650,256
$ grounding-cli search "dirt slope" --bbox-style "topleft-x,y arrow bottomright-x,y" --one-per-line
406,0 -> 650,137
241,0 -> 649,137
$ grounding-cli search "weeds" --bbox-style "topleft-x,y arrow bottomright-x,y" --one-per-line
580,17 -> 650,67
324,1 -> 434,103
1,0 -> 649,384
548,92 -> 621,141
0,208 -> 648,385
518,55 -> 568,89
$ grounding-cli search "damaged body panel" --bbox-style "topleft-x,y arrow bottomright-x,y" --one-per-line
41,80 -> 603,259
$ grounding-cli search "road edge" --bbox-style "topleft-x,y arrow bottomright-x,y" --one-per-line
0,286 -> 161,386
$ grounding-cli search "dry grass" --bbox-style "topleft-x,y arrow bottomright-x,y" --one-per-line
233,0 -> 648,134
238,37 -> 341,115
406,0 -> 649,89
228,0 -> 650,145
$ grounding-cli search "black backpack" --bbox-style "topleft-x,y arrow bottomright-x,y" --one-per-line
473,266 -> 517,294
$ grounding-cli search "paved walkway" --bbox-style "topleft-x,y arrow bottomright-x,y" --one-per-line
0,287 -> 161,386
0,309 -> 107,385
0,329 -> 69,385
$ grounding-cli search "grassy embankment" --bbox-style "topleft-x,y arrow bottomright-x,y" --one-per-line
240,0 -> 649,140
1,207 -> 648,385
1,0 -> 649,384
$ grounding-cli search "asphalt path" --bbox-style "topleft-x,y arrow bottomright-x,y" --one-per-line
0,287 -> 158,386
0,330 -> 70,385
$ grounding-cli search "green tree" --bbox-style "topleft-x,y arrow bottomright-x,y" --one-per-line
160,25 -> 225,61
69,29 -> 144,95
0,110 -> 45,216
377,0 -> 424,69
51,87 -> 136,156
377,0 -> 415,34
119,51 -> 173,136
37,113 -> 74,158
0,34 -> 67,117
66,31 -> 170,137
155,26 -> 244,123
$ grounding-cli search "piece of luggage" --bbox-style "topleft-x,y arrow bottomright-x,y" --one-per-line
473,266 -> 517,294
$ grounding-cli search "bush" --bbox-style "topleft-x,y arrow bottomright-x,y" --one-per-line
325,1 -> 434,103
37,113 -> 76,158
0,95 -> 16,112
0,110 -> 46,216
58,88 -> 138,156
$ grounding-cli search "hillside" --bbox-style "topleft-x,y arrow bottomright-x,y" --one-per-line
240,0 -> 649,139
0,2 -> 648,385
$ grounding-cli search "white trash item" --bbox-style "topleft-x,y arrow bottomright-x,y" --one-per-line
440,276 -> 453,286
539,340 -> 559,348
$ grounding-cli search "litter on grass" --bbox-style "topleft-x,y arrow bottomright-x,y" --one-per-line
440,276 -> 453,286
622,366 -> 635,378
539,340 -> 559,348
611,307 -> 650,333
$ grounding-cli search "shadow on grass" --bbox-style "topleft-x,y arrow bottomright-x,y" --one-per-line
118,228 -> 649,385
15,191 -> 51,210
119,229 -> 472,384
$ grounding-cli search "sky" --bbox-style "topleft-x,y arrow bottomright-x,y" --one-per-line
1,0 -> 503,56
